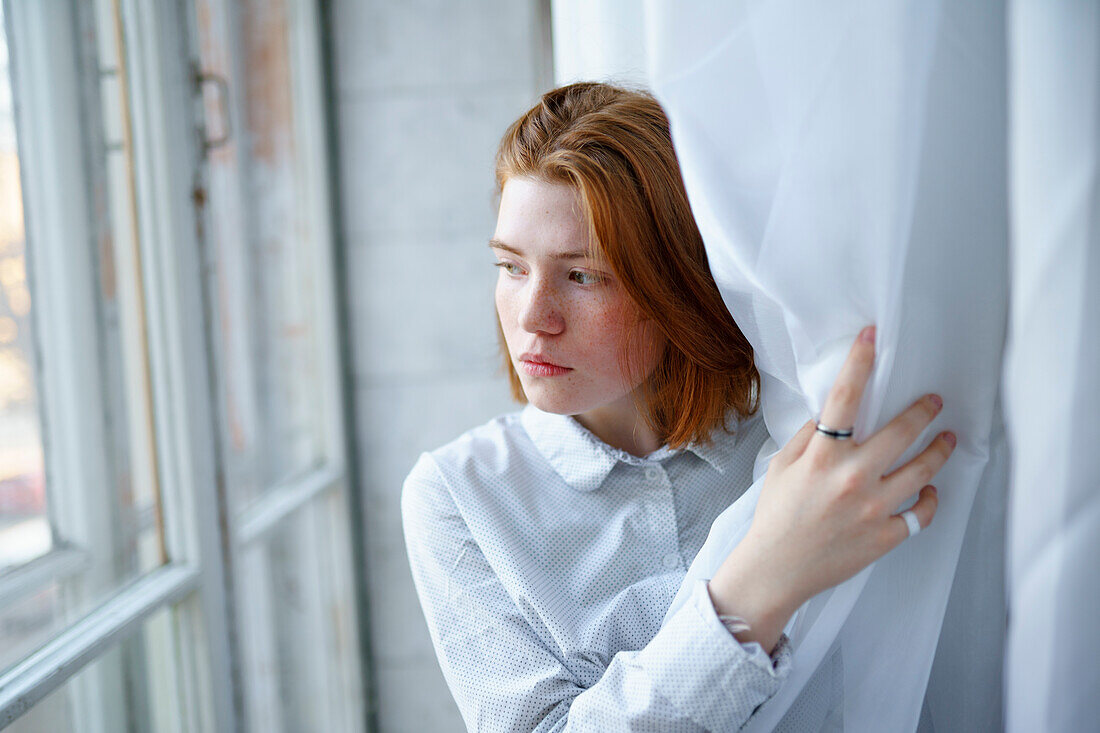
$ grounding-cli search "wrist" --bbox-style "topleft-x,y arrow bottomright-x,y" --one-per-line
707,540 -> 800,654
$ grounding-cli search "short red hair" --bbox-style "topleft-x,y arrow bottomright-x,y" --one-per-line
494,82 -> 758,448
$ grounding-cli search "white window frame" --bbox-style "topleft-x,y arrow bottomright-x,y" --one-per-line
190,0 -> 365,728
0,0 -> 367,729
0,0 -> 235,728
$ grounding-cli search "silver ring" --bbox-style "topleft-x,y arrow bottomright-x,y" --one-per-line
815,422 -> 854,440
900,510 -> 921,538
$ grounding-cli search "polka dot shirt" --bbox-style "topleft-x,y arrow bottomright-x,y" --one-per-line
401,404 -> 792,732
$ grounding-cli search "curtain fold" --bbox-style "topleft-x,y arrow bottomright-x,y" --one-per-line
1005,2 -> 1100,730
646,1 -> 1009,729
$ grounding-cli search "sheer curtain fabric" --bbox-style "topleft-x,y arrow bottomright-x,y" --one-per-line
645,1 -> 1009,730
1005,2 -> 1100,730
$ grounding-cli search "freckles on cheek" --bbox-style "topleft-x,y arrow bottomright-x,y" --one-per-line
582,309 -> 630,367
495,286 -> 515,331
603,303 -> 661,380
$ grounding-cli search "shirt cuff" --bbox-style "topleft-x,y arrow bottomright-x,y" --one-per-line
635,578 -> 791,732
717,617 -> 793,677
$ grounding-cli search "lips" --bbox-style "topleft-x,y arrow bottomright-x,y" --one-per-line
518,352 -> 572,377
518,352 -> 567,368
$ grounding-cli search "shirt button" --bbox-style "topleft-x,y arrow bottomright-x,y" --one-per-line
645,467 -> 661,481
662,553 -> 679,569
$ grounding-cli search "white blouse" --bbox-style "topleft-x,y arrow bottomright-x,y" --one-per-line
401,403 -> 791,732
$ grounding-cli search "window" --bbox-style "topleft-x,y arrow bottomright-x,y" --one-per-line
0,0 -> 365,729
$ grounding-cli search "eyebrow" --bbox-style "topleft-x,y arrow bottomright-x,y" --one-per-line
489,239 -> 590,261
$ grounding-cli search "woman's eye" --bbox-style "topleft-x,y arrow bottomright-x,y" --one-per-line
494,261 -> 524,276
569,270 -> 601,285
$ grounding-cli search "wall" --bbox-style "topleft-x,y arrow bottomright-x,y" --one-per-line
329,2 -> 553,729
550,0 -> 648,86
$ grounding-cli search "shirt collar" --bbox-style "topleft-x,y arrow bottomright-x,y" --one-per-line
520,404 -> 747,492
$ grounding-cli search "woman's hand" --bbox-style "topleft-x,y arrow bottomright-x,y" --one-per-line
707,326 -> 956,653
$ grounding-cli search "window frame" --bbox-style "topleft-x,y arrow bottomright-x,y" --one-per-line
0,0 -> 236,728
0,0 -> 367,729
191,0 -> 366,728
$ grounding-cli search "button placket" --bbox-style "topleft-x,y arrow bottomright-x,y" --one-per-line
640,463 -> 682,572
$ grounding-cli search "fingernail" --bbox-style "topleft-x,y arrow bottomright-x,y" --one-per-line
929,394 -> 943,410
942,432 -> 956,448
859,326 -> 876,343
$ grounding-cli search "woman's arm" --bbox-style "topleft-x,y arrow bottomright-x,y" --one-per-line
708,327 -> 956,653
402,454 -> 788,733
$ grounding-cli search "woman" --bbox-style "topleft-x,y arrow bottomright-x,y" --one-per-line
401,82 -> 955,732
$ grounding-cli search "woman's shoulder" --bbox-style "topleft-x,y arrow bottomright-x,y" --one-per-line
403,408 -> 529,496
401,408 -> 538,540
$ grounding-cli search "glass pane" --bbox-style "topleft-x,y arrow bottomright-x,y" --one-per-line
242,0 -> 324,490
89,0 -> 167,577
6,605 -> 184,733
0,0 -> 49,574
192,4 -> 365,730
0,0 -> 169,673
237,489 -> 364,733
0,581 -> 62,672
195,0 -> 326,512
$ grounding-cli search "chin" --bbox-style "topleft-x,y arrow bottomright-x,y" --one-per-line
522,384 -> 590,416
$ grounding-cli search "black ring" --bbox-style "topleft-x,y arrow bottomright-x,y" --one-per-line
815,423 -> 854,440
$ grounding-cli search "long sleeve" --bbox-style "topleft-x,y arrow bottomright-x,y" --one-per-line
402,454 -> 790,733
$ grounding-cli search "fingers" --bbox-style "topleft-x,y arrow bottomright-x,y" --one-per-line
889,485 -> 938,546
862,394 -> 945,471
882,431 -> 956,507
816,326 -> 876,437
773,420 -> 816,468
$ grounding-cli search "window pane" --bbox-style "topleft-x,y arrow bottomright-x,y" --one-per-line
196,0 -> 326,513
0,581 -> 62,672
0,1 -> 49,575
0,0 -> 171,673
191,4 -> 366,730
242,0 -> 325,491
6,604 -> 184,733
237,490 -> 364,732
88,0 -> 167,577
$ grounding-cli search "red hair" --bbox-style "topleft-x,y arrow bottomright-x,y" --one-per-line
494,82 -> 758,448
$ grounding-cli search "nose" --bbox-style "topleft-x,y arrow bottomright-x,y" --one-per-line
517,276 -> 565,336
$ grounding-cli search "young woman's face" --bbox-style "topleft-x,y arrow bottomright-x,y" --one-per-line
492,177 -> 665,420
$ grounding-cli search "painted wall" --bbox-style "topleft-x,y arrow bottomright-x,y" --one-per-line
551,0 -> 648,86
329,2 -> 553,729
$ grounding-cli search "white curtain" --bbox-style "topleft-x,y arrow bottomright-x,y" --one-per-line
643,1 -> 1009,730
1005,2 -> 1100,730
552,0 -> 1098,729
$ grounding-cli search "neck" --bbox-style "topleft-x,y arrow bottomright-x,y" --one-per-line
574,393 -> 662,457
